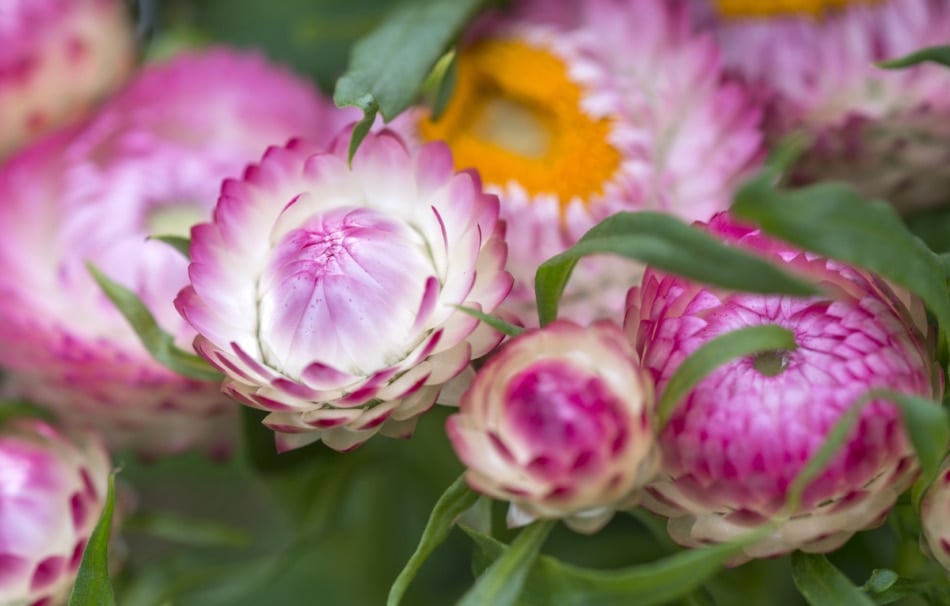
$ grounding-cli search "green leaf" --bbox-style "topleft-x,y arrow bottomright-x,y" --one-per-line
790,552 -> 874,606
387,474 -> 479,606
731,176 -> 950,348
461,524 -> 769,606
878,45 -> 950,69
427,50 -> 458,121
458,520 -> 555,606
68,472 -> 118,606
148,234 -> 191,259
657,324 -> 797,427
863,569 -> 898,594
123,511 -> 250,548
334,0 -> 487,158
87,263 -> 222,382
455,305 -> 525,338
0,400 -> 54,425
534,211 -> 819,326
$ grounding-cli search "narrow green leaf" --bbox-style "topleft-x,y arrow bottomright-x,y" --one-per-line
387,474 -> 479,606
791,552 -> 874,606
878,45 -> 950,69
872,390 -> 948,486
455,305 -> 525,338
731,176 -> 950,348
68,472 -> 118,606
87,263 -> 222,382
461,524 -> 770,606
458,520 -> 555,606
0,400 -> 54,425
347,104 -> 378,165
534,212 -> 819,325
148,234 -> 191,259
657,325 -> 797,427
863,569 -> 898,594
334,0 -> 487,156
123,511 -> 250,548
428,51 -> 458,121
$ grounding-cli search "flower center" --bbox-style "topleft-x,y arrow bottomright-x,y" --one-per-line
752,349 -> 791,377
418,38 -> 622,208
146,203 -> 206,238
714,0 -> 877,18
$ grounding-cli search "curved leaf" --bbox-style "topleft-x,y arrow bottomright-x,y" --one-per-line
878,45 -> 950,69
387,474 -> 479,606
534,212 -> 819,325
148,234 -> 191,260
68,472 -> 118,606
791,552 -> 874,606
87,263 -> 222,382
455,305 -> 525,338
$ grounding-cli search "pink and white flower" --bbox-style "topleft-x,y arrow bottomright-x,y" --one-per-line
0,0 -> 135,158
625,213 -> 939,560
920,457 -> 950,572
694,0 -> 950,212
175,129 -> 513,452
0,416 -> 111,606
447,320 -> 658,533
0,48 -> 352,457
395,0 -> 762,322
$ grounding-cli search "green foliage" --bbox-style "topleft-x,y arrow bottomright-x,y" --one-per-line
878,45 -> 950,69
148,234 -> 192,259
790,552 -> 874,606
455,305 -> 525,338
458,521 -> 555,606
534,211 -> 819,325
69,472 -> 118,606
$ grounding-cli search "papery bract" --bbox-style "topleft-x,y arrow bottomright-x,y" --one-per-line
625,212 -> 939,560
920,457 -> 950,572
0,0 -> 135,158
394,0 -> 763,324
0,49 -> 354,457
447,320 -> 658,533
694,0 -> 950,212
176,128 -> 513,452
0,417 -> 111,606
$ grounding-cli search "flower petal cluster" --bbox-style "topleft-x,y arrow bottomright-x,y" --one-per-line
176,129 -> 513,452
0,49 -> 352,457
447,320 -> 658,533
920,458 -> 950,572
0,0 -> 135,158
625,213 -> 939,560
0,417 -> 111,606
396,0 -> 763,323
695,0 -> 950,212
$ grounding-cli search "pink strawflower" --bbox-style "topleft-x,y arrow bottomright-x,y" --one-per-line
625,212 -> 939,560
0,416 -> 111,606
175,129 -> 513,452
447,320 -> 658,533
0,0 -> 135,158
694,0 -> 950,212
920,457 -> 950,572
0,48 -> 353,457
394,0 -> 763,323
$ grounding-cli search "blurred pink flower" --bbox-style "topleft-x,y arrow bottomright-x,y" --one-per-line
0,48 -> 354,457
447,320 -> 658,533
0,0 -> 135,158
920,457 -> 950,572
625,212 -> 939,560
0,417 -> 111,606
176,129 -> 512,452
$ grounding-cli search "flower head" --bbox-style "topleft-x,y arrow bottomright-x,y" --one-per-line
696,0 -> 950,212
0,0 -> 135,158
175,128 -> 512,452
625,213 -> 939,560
920,457 -> 950,572
0,48 -> 352,457
447,320 -> 658,533
396,0 -> 763,323
0,417 -> 111,606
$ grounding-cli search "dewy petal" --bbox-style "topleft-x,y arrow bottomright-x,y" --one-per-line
178,128 -> 512,451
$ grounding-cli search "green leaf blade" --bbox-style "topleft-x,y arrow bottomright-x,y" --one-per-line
791,552 -> 874,606
458,520 -> 554,606
878,45 -> 950,69
68,472 -> 118,606
534,212 -> 819,325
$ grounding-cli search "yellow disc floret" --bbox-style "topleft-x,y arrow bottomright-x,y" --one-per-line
715,0 -> 877,18
418,39 -> 622,209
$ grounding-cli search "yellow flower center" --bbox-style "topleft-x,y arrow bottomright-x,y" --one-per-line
714,0 -> 876,18
418,39 -> 622,208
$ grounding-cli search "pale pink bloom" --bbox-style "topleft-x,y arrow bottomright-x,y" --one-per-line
625,213 -> 939,560
0,0 -> 135,158
920,457 -> 950,572
0,49 -> 353,457
447,320 -> 658,533
0,417 -> 111,606
694,0 -> 950,212
175,129 -> 513,452
394,0 -> 763,323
